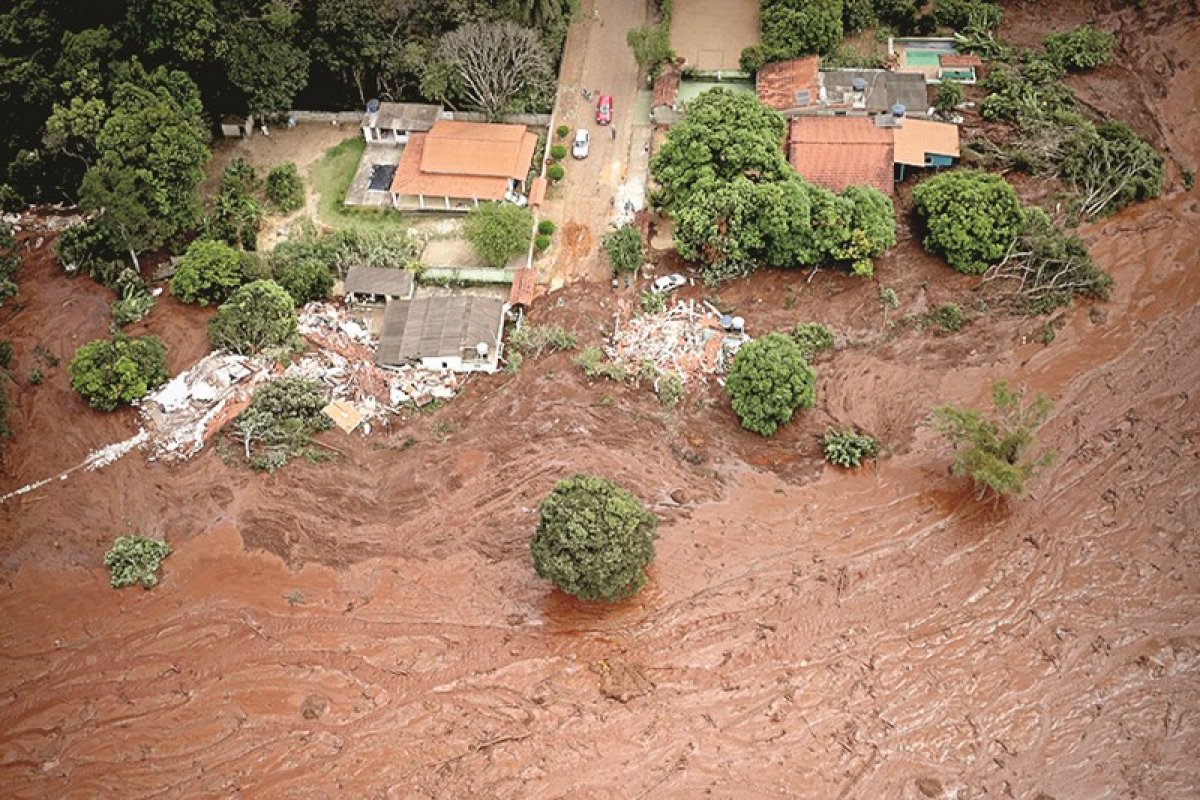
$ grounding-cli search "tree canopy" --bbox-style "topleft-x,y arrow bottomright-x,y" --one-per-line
463,202 -> 533,268
911,169 -> 1025,274
69,334 -> 169,411
725,333 -> 816,436
530,474 -> 658,602
171,239 -> 245,305
208,279 -> 297,354
602,225 -> 645,274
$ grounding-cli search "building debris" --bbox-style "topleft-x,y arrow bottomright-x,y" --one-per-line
322,401 -> 363,434
609,299 -> 750,382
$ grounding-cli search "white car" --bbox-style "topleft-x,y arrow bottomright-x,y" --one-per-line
504,190 -> 528,207
651,274 -> 687,294
572,129 -> 590,159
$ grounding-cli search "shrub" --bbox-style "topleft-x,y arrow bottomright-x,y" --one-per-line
556,124 -> 570,139
603,225 -> 644,273
0,221 -> 18,302
463,202 -> 533,268
577,346 -> 629,381
639,289 -> 665,314
208,280 -> 298,354
534,234 -> 551,251
111,285 -> 156,328
920,303 -> 967,332
933,0 -> 1002,31
265,163 -> 305,212
104,536 -> 172,588
932,381 -> 1057,498
530,474 -> 658,602
657,372 -> 684,408
547,163 -> 565,182
911,170 -> 1025,274
209,159 -> 263,250
232,377 -> 332,472
739,44 -> 769,74
822,428 -> 878,468
510,324 -> 577,357
935,81 -> 964,116
1044,25 -> 1116,71
273,257 -> 333,305
725,333 -> 816,436
537,219 -> 557,235
549,144 -> 567,161
171,239 -> 245,305
0,340 -> 12,369
791,322 -> 835,359
69,335 -> 169,411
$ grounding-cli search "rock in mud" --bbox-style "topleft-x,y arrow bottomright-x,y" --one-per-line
301,694 -> 330,719
593,659 -> 654,703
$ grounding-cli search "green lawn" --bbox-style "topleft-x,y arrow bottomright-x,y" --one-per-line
309,136 -> 408,233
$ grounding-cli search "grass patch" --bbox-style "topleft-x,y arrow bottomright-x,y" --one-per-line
309,137 -> 408,233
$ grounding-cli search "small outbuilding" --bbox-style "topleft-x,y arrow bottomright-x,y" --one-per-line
361,102 -> 442,144
376,295 -> 508,373
343,265 -> 415,304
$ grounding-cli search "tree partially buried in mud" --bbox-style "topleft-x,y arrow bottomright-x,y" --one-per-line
932,380 -> 1057,498
208,279 -> 298,354
725,333 -> 816,437
911,169 -> 1025,275
530,475 -> 657,602
69,334 -> 169,411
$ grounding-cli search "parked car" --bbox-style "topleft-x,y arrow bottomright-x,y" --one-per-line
596,95 -> 613,125
651,274 -> 687,294
571,128 -> 590,159
504,190 -> 528,207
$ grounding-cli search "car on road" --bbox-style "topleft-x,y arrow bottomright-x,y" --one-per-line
651,274 -> 687,294
572,128 -> 590,159
596,95 -> 613,125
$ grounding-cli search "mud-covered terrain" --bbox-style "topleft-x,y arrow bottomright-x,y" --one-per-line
1,1 -> 1198,797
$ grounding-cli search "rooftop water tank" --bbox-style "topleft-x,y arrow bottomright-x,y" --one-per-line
366,98 -> 381,114
852,77 -> 867,92
720,315 -> 733,331
476,342 -> 489,358
891,103 -> 907,118
731,316 -> 745,333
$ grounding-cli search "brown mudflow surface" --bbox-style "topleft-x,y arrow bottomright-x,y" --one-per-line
2,2 -> 1199,797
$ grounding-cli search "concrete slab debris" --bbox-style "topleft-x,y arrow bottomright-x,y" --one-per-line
610,299 -> 750,383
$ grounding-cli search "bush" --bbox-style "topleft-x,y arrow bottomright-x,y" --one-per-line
1044,25 -> 1116,71
0,221 -> 18,302
639,289 -> 665,314
791,322 -> 835,359
556,124 -> 570,139
534,234 -> 551,251
265,163 -> 305,212
932,380 -> 1057,498
739,44 -> 769,74
822,428 -> 878,468
657,372 -> 684,408
537,219 -> 557,235
208,280 -> 298,355
463,202 -> 533,268
920,303 -> 967,332
935,81 -> 964,116
547,164 -> 565,182
510,324 -> 577,357
725,333 -> 816,436
577,346 -> 629,381
209,159 -> 263,250
933,0 -> 1002,31
171,239 -> 245,305
111,285 -> 156,328
104,536 -> 172,588
530,474 -> 658,602
603,225 -> 645,274
274,256 -> 333,305
549,144 -> 567,161
911,170 -> 1025,274
232,377 -> 332,472
69,335 -> 169,411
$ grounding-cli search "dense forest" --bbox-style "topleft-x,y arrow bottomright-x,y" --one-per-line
0,0 -> 577,208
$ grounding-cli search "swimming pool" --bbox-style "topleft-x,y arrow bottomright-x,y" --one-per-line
905,50 -> 942,67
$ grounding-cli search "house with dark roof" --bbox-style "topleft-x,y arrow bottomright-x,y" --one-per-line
376,295 -> 508,373
389,120 -> 539,211
361,102 -> 442,144
343,265 -> 415,305
755,58 -> 929,118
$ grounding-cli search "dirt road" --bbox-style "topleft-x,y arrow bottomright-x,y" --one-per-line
544,0 -> 648,288
1,1 -> 1198,797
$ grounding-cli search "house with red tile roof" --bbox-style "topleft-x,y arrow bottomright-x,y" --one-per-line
756,57 -> 820,115
788,117 -> 896,195
390,120 -> 538,211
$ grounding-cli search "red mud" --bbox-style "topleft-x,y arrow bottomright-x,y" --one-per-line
1,2 -> 1199,797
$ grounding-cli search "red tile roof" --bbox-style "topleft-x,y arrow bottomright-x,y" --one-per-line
390,133 -> 509,200
509,267 -> 537,307
653,61 -> 683,108
756,57 -> 821,112
788,117 -> 894,195
390,120 -> 538,200
939,54 -> 983,68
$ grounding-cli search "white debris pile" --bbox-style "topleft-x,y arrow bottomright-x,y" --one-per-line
385,364 -> 460,407
610,299 -> 750,382
137,352 -> 274,461
298,301 -> 376,360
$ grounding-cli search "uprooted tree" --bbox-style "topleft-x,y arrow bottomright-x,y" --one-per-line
725,333 -> 816,437
232,377 -> 332,472
932,380 -> 1057,499
530,474 -> 658,602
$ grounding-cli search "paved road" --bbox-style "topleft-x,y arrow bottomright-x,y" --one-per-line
543,0 -> 650,289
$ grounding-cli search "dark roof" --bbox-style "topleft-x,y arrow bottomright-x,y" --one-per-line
376,295 -> 506,365
819,69 -> 929,114
756,57 -> 820,112
343,265 -> 414,298
652,61 -> 682,109
366,102 -> 441,132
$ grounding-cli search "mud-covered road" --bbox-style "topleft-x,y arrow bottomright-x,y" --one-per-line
1,1 -> 1198,797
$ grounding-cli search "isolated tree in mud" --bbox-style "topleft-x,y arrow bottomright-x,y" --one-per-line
69,334 -> 169,411
911,169 -> 1025,275
531,475 -> 658,602
208,279 -> 298,355
932,380 -> 1057,498
725,333 -> 816,437
1043,25 -> 1116,71
464,202 -> 533,268
171,239 -> 245,305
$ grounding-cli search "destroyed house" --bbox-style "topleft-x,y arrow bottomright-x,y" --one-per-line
755,57 -> 821,115
343,265 -> 415,304
376,295 -> 507,373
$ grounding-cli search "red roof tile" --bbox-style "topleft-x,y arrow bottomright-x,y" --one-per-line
756,57 -> 821,112
653,61 -> 682,108
509,268 -> 537,307
390,133 -> 509,200
939,54 -> 983,68
788,117 -> 894,195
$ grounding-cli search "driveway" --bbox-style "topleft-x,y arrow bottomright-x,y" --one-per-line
542,0 -> 649,289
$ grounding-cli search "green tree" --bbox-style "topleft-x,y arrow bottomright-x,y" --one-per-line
627,24 -> 673,76
104,536 -> 172,588
935,81 -> 964,116
220,1 -> 310,117
79,165 -> 168,273
125,0 -> 218,65
208,280 -> 297,354
265,163 -> 304,212
530,474 -> 658,602
932,381 -> 1057,498
233,377 -> 332,472
208,158 -> 262,249
171,239 -> 245,305
760,0 -> 844,59
1044,26 -> 1117,71
273,256 -> 333,306
932,0 -> 1002,32
314,0 -> 403,104
69,335 -> 169,411
0,220 -> 18,302
463,202 -> 533,267
602,225 -> 645,273
827,185 -> 896,277
911,169 -> 1025,274
725,333 -> 816,436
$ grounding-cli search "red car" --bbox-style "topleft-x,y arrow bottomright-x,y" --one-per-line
595,95 -> 613,125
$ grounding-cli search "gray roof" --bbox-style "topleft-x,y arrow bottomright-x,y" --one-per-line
344,265 -> 414,298
820,70 -> 929,114
376,295 -> 505,365
365,102 -> 442,132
